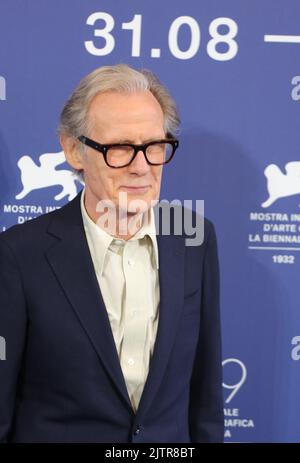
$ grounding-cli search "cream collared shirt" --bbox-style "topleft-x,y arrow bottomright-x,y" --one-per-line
80,188 -> 160,413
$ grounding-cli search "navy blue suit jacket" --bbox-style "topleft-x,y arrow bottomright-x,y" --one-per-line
0,190 -> 224,443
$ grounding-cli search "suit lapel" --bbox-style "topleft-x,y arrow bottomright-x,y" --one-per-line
45,191 -> 186,417
134,231 -> 185,419
45,191 -> 133,411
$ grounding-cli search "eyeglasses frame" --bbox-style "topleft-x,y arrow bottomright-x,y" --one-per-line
77,135 -> 179,168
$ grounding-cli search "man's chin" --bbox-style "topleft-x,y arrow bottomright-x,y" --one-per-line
120,201 -> 150,216
117,194 -> 158,215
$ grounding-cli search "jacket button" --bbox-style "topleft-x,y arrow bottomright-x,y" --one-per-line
134,425 -> 142,435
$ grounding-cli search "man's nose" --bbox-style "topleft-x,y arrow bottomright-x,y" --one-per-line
128,149 -> 150,174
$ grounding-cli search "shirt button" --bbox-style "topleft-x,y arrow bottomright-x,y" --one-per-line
128,358 -> 135,365
127,259 -> 134,266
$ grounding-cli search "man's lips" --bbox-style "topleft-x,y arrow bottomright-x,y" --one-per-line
120,185 -> 150,193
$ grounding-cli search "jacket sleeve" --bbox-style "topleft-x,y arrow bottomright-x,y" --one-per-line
0,236 -> 27,442
188,221 -> 224,443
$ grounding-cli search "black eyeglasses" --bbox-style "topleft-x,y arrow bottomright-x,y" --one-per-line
77,135 -> 179,168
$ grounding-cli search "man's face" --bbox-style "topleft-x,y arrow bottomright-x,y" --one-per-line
70,90 -> 166,219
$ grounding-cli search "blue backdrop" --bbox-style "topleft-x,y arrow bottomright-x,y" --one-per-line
1,0 -> 300,443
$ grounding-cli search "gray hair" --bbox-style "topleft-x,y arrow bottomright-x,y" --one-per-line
58,64 -> 180,181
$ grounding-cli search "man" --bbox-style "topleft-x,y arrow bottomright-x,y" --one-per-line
0,64 -> 224,443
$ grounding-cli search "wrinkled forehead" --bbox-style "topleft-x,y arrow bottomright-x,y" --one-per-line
87,90 -> 165,139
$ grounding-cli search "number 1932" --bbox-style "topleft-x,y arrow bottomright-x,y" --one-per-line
272,255 -> 295,264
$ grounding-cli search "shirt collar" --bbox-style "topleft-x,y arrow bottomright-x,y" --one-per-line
80,187 -> 159,275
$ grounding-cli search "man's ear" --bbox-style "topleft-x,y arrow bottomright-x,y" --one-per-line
60,134 -> 84,170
